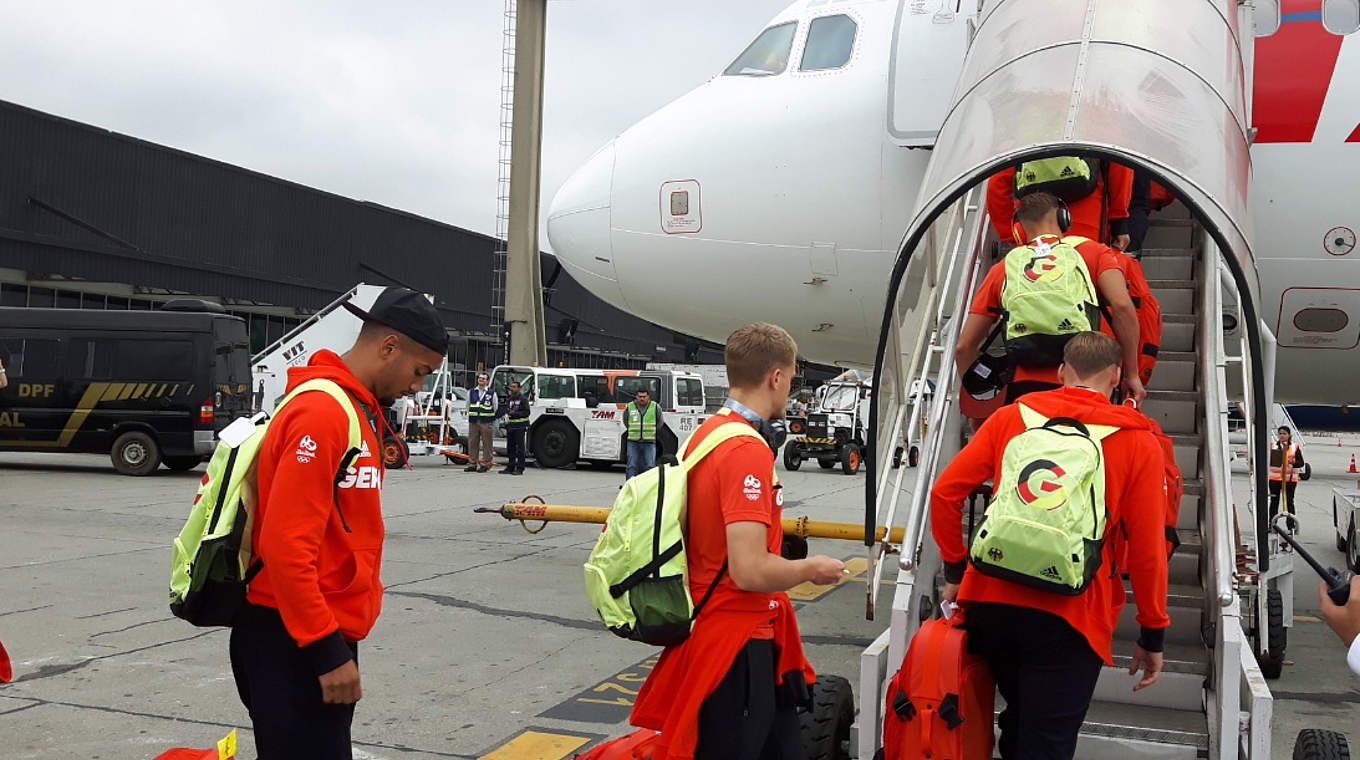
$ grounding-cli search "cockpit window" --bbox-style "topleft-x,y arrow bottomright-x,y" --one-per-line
800,15 -> 857,71
1323,0 -> 1360,35
724,22 -> 797,77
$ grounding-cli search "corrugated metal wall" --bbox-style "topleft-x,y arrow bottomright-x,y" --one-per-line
0,99 -> 721,363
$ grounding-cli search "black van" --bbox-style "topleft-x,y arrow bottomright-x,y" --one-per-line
0,302 -> 252,474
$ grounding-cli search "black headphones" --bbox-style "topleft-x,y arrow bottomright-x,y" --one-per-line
722,399 -> 788,451
1011,197 -> 1072,244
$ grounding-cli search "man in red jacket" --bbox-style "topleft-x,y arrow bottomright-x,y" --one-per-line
232,287 -> 445,759
956,192 -> 1145,405
630,323 -> 843,760
987,158 -> 1133,248
932,332 -> 1168,760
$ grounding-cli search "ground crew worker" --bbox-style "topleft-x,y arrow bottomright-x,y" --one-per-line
499,380 -> 529,475
987,156 -> 1134,248
466,373 -> 497,472
1269,425 -> 1306,519
630,323 -> 844,760
234,286 -> 445,758
956,192 -> 1145,405
933,333 -> 1168,759
624,388 -> 663,480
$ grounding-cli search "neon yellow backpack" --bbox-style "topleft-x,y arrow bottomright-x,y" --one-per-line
969,404 -> 1118,594
1000,236 -> 1100,367
1014,156 -> 1101,202
169,379 -> 363,627
584,416 -> 773,646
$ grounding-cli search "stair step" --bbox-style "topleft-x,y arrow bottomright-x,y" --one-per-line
1137,254 -> 1194,280
1178,481 -> 1203,531
1171,436 -> 1202,479
1148,351 -> 1197,393
1148,280 -> 1197,316
1075,701 -> 1208,758
1143,390 -> 1200,435
1126,581 -> 1204,610
1116,585 -> 1203,645
1161,317 -> 1196,353
1168,546 -> 1201,587
1099,638 -> 1207,711
1143,221 -> 1196,250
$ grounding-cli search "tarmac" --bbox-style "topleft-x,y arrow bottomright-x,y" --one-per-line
0,434 -> 1358,759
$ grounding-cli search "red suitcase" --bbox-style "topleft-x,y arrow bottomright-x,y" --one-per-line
881,610 -> 994,760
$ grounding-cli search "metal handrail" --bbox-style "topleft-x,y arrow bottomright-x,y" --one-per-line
869,190 -> 981,584
1199,230 -> 1237,608
894,202 -> 990,571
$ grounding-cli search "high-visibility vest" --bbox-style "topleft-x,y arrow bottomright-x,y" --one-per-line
627,401 -> 658,442
1269,442 -> 1301,483
468,389 -> 497,421
506,395 -> 530,427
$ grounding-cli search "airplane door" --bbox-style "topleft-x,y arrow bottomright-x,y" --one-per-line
886,0 -> 976,147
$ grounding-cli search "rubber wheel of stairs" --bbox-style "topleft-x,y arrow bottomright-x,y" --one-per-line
1293,728 -> 1351,760
800,674 -> 853,760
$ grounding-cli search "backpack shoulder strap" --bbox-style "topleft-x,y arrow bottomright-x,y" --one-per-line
275,379 -> 365,477
1060,235 -> 1092,247
680,412 -> 764,466
277,379 -> 363,450
1017,402 -> 1118,441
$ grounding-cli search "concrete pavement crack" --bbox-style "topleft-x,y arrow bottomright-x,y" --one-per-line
0,545 -> 163,571
386,591 -> 599,631
0,629 -> 222,685
89,617 -> 171,639
0,604 -> 54,618
383,544 -> 564,590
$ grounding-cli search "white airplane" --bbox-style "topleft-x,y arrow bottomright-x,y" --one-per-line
547,0 -> 1360,404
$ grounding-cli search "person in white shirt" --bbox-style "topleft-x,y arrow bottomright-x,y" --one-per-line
1319,577 -> 1360,675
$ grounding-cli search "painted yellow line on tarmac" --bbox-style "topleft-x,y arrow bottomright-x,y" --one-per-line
788,556 -> 870,601
478,729 -> 591,760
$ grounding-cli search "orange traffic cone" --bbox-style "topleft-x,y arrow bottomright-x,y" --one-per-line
1349,454 -> 1357,474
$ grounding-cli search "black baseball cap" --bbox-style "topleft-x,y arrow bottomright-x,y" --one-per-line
343,287 -> 448,355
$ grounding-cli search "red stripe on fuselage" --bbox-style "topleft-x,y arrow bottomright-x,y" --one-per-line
1253,1 -> 1344,143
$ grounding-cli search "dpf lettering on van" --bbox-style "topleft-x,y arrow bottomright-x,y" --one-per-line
339,465 -> 383,490
18,383 -> 55,399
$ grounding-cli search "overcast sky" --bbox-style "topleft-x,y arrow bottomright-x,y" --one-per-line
0,1 -> 790,246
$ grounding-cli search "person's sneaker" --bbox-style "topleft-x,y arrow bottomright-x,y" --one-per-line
499,468 -> 516,475
512,470 -> 524,476
464,465 -> 478,472
478,465 -> 490,473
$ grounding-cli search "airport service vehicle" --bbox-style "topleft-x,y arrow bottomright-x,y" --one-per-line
0,301 -> 251,475
784,378 -> 870,474
486,365 -> 706,468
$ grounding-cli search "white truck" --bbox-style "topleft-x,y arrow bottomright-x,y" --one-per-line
486,365 -> 708,468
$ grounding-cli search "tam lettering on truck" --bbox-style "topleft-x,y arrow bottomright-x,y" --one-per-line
591,410 -> 616,419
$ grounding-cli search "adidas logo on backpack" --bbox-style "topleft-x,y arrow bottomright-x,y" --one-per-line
1057,318 -> 1075,331
1060,166 -> 1074,177
168,379 -> 364,627
584,415 -> 772,647
969,404 -> 1119,595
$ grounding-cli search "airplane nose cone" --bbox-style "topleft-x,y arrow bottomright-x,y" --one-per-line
548,141 -> 620,295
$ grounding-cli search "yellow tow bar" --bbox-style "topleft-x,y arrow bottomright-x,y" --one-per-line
476,497 -> 904,544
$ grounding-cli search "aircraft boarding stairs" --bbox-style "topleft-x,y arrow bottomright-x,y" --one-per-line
858,189 -> 1271,760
